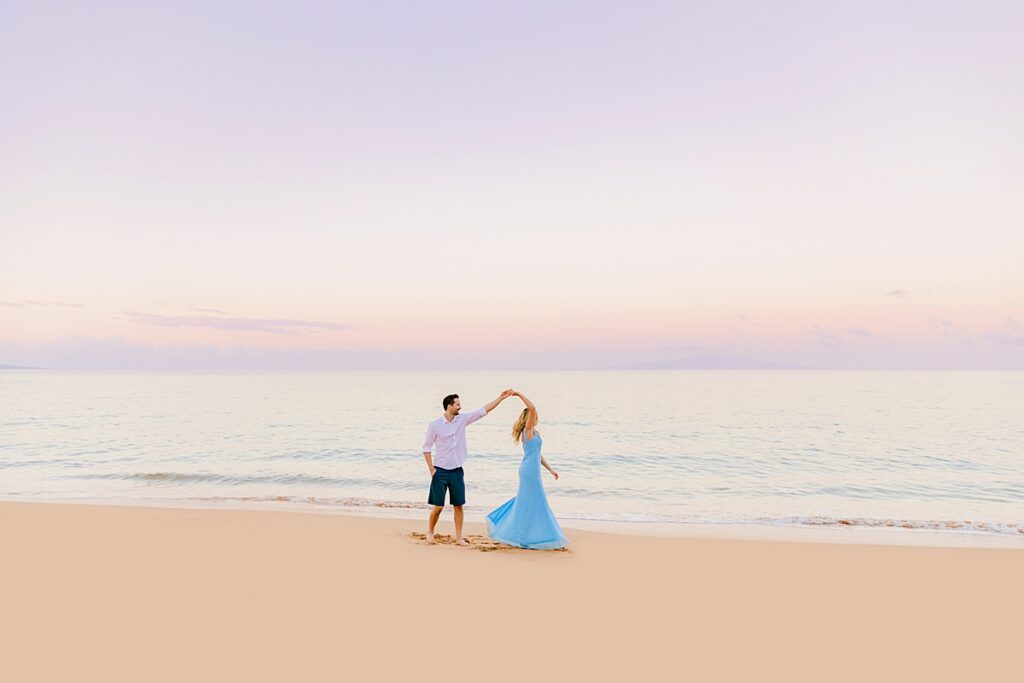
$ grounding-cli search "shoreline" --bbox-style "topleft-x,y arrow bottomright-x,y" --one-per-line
3,494 -> 1022,549
2,499 -> 1021,681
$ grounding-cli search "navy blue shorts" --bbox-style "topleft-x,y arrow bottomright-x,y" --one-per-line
429,466 -> 465,507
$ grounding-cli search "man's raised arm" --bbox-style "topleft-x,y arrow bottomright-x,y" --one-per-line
463,389 -> 514,427
483,388 -> 515,414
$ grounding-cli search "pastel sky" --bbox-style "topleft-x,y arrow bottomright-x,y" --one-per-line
1,1 -> 1022,369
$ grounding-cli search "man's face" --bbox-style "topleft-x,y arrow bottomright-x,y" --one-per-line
451,398 -> 461,415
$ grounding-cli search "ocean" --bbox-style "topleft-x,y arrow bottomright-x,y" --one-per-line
2,370 -> 1021,545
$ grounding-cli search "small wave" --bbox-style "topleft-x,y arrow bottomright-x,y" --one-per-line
769,515 -> 1024,536
192,494 -> 429,510
66,471 -> 234,484
60,471 -> 399,489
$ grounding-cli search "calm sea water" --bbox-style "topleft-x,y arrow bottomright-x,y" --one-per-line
2,371 -> 1022,543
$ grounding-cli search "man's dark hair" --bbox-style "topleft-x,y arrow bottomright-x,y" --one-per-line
443,394 -> 459,410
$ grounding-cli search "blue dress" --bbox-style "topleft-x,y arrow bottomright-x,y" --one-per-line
486,431 -> 569,550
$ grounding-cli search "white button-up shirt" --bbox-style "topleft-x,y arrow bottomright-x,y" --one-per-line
422,407 -> 487,469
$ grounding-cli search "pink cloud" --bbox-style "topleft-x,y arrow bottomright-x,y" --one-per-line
122,311 -> 354,336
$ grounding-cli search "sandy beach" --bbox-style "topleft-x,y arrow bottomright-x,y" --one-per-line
1,501 -> 1021,682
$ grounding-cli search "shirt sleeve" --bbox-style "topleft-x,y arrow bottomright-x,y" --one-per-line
421,423 -> 436,453
462,407 -> 488,426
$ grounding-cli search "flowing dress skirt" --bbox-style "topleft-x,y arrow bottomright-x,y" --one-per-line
486,433 -> 568,550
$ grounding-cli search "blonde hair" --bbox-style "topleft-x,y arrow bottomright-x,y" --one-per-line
512,407 -> 537,444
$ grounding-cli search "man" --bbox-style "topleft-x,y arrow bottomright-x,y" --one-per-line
422,389 -> 514,545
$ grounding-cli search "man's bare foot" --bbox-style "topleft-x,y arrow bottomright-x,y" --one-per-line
426,532 -> 436,544
455,537 -> 469,546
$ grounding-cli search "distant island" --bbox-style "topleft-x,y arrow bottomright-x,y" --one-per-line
0,364 -> 41,370
604,355 -> 818,370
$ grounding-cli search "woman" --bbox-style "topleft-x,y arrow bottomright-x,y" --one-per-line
486,390 -> 568,550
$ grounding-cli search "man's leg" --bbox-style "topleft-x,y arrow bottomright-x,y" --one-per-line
453,505 -> 466,545
427,505 -> 443,543
427,468 -> 448,543
451,467 -> 468,545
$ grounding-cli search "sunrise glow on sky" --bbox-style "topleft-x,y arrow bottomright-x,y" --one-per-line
1,2 -> 1021,369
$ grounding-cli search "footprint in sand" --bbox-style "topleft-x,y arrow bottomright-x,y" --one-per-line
407,532 -> 569,553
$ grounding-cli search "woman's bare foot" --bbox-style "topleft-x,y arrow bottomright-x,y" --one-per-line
455,538 -> 469,546
426,532 -> 436,543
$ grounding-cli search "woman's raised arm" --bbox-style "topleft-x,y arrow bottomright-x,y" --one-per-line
514,391 -> 538,434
